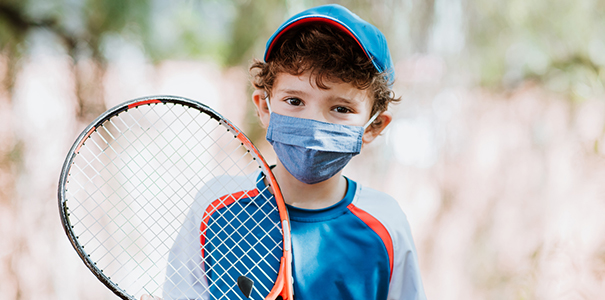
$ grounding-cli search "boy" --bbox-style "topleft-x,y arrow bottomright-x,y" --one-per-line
248,4 -> 425,299
156,4 -> 425,300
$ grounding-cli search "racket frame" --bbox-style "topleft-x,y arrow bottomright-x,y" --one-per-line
58,95 -> 293,300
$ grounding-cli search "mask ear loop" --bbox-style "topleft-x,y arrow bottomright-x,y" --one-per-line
264,92 -> 273,114
363,112 -> 380,129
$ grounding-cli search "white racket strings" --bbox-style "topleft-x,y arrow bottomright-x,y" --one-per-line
62,101 -> 283,299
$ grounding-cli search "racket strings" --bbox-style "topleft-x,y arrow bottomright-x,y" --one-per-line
69,104 -> 203,268
194,176 -> 282,297
64,102 -> 284,299
203,195 -> 281,267
67,106 -> 193,284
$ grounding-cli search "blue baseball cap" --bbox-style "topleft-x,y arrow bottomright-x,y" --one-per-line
264,4 -> 395,85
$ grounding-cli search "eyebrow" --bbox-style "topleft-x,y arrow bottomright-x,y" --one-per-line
275,88 -> 364,106
275,88 -> 308,97
332,96 -> 365,107
334,97 -> 356,104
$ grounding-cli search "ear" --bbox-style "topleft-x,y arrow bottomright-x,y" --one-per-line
362,111 -> 392,144
252,89 -> 271,128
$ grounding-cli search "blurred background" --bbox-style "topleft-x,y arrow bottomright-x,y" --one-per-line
0,0 -> 604,299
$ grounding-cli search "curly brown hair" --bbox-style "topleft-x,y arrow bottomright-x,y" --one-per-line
250,23 -> 399,119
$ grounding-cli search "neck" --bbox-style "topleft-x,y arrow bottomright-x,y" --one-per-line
271,162 -> 348,210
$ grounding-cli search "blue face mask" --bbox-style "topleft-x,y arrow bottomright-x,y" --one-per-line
264,98 -> 378,184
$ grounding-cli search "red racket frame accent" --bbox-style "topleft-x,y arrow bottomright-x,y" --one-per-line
127,99 -> 162,109
235,131 -> 293,300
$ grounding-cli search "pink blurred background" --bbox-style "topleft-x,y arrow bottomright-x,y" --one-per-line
1,1 -> 604,299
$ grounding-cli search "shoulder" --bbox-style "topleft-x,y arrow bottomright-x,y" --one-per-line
351,184 -> 411,232
349,184 -> 418,265
191,172 -> 260,215
196,173 -> 258,199
352,184 -> 426,300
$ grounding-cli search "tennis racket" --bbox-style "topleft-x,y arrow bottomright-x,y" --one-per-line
58,95 -> 293,300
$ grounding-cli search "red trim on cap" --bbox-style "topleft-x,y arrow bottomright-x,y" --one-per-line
347,203 -> 394,280
265,17 -> 369,62
200,189 -> 260,258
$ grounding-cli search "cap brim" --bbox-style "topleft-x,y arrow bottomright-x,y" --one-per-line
264,16 -> 370,63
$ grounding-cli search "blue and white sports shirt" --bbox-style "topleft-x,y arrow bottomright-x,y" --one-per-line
163,171 -> 426,300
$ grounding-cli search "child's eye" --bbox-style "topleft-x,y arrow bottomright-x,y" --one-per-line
333,106 -> 352,113
285,98 -> 303,106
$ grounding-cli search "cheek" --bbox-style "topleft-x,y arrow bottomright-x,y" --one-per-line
340,114 -> 370,127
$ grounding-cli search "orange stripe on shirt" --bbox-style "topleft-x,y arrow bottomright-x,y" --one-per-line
200,189 -> 260,258
347,203 -> 394,280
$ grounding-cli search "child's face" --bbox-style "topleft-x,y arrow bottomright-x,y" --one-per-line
270,71 -> 373,126
253,71 -> 392,145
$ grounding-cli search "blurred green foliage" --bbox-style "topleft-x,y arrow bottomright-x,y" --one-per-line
0,0 -> 603,98
465,0 -> 605,97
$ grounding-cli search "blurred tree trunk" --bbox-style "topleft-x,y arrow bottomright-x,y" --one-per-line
0,1 -> 108,122
0,54 -> 22,300
72,56 -> 108,122
0,3 -> 34,298
0,2 -> 110,297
